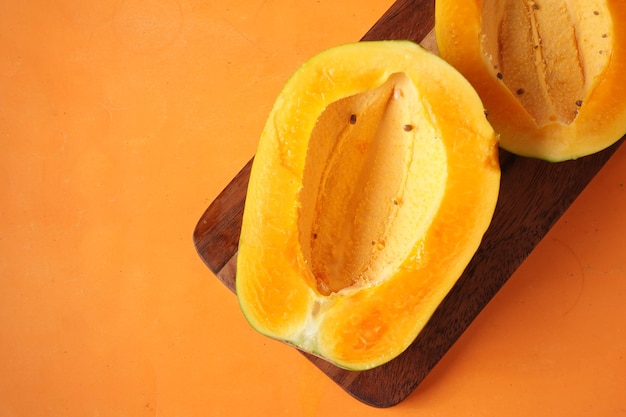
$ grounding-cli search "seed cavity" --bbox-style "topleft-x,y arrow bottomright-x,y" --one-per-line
481,0 -> 613,126
298,72 -> 447,295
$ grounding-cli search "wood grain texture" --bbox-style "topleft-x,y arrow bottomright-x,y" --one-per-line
193,0 -> 625,407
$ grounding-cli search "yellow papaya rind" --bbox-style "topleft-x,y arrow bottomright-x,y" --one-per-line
236,41 -> 500,370
436,0 -> 626,161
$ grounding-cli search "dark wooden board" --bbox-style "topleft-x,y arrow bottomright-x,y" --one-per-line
193,0 -> 625,407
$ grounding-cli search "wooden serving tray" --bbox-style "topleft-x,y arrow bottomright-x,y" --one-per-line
193,0 -> 624,407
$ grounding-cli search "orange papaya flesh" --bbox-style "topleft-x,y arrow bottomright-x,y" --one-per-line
236,41 -> 500,370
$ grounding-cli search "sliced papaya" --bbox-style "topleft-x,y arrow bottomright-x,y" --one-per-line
436,0 -> 626,161
236,41 -> 500,370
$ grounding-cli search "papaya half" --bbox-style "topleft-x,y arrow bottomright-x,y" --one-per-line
436,0 -> 626,161
236,41 -> 500,370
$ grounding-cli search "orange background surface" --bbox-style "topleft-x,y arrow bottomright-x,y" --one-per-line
1,0 -> 625,416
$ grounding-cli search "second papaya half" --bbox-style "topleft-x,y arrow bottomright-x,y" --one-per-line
436,0 -> 626,161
